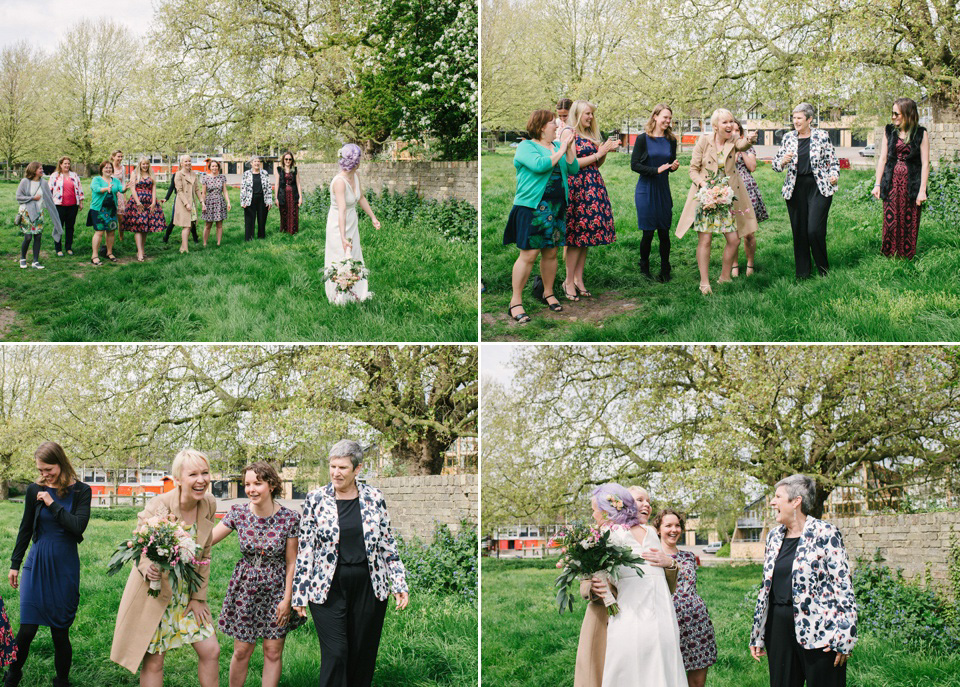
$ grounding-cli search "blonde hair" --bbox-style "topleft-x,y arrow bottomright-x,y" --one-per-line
569,100 -> 601,143
131,156 -> 152,185
171,449 -> 210,481
710,108 -> 735,130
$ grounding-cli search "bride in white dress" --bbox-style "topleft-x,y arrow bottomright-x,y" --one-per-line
590,484 -> 688,687
325,143 -> 381,304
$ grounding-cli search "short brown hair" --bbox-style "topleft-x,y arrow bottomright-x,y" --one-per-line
556,98 -> 573,111
243,461 -> 283,498
23,161 -> 42,179
99,160 -> 113,175
35,442 -> 77,498
526,109 -> 555,140
652,508 -> 685,533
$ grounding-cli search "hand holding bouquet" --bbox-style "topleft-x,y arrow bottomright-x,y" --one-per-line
552,522 -> 646,616
694,170 -> 738,232
107,505 -> 206,597
324,258 -> 369,304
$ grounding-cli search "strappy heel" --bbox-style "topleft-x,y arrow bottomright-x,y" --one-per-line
508,304 -> 530,324
540,293 -> 563,312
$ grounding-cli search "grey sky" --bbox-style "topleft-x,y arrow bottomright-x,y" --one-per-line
0,0 -> 153,48
480,344 -> 519,386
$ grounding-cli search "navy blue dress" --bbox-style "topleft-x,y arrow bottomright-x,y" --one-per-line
635,136 -> 674,231
20,488 -> 80,628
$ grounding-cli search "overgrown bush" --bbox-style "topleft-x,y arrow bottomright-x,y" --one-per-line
928,152 -> 960,229
398,521 -> 477,604
853,552 -> 960,654
302,186 -> 477,243
715,542 -> 730,558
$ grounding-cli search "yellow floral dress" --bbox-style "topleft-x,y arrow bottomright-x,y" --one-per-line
146,524 -> 214,653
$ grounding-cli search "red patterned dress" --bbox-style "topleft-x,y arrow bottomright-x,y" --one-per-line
279,169 -> 299,235
0,597 -> 16,667
565,135 -> 616,247
122,178 -> 167,233
881,138 -> 921,259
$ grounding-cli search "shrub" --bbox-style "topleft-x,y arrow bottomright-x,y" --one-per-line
302,186 -> 477,243
397,520 -> 478,604
852,553 -> 960,654
928,152 -> 960,229
715,542 -> 730,558
89,506 -> 141,521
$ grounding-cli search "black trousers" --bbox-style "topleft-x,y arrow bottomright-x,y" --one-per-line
55,205 -> 78,253
308,563 -> 388,687
639,228 -> 671,273
244,196 -> 268,240
765,604 -> 846,687
785,174 -> 831,279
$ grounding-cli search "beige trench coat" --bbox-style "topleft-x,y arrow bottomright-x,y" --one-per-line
574,568 -> 678,687
110,487 -> 217,673
676,134 -> 759,239
172,170 -> 203,228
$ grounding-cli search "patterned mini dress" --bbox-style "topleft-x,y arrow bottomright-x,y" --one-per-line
736,153 -> 769,222
671,550 -> 718,672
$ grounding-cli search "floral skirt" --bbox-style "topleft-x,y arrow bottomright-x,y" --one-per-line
16,209 -> 42,236
147,582 -> 215,654
692,208 -> 736,234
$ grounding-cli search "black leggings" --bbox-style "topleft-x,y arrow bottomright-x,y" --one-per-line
639,228 -> 671,272
55,205 -> 78,252
9,624 -> 72,681
20,234 -> 40,263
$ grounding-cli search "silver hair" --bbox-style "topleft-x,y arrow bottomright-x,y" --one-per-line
792,102 -> 815,121
775,474 -> 817,515
329,439 -> 363,469
249,155 -> 262,163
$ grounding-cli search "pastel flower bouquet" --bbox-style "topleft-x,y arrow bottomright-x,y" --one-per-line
106,505 -> 206,597
324,259 -> 370,305
694,170 -> 737,232
552,521 -> 646,616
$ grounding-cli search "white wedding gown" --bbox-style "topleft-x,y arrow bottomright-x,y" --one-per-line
324,173 -> 371,304
601,525 -> 688,687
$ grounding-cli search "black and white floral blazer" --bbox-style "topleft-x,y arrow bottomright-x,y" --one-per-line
771,128 -> 840,200
292,482 -> 408,606
239,169 -> 274,207
749,515 -> 857,655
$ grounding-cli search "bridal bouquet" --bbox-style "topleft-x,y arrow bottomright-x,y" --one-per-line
552,521 -> 646,616
106,506 -> 206,597
324,258 -> 369,304
694,170 -> 737,232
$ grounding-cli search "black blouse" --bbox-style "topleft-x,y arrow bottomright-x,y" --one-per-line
772,536 -> 800,605
252,173 -> 263,197
796,138 -> 813,176
337,498 -> 366,565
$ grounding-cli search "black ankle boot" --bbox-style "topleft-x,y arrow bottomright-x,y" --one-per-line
638,259 -> 652,280
4,667 -> 22,687
52,678 -> 70,687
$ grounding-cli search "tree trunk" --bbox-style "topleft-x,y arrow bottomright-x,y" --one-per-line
0,479 -> 8,501
390,433 -> 447,475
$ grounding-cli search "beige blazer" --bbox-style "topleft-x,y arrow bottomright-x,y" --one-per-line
110,488 -> 217,673
172,170 -> 203,228
677,133 -> 759,239
573,570 -> 677,687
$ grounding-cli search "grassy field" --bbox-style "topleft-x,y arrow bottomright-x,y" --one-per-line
480,558 -> 960,687
0,180 -> 477,342
481,147 -> 960,341
0,502 -> 478,687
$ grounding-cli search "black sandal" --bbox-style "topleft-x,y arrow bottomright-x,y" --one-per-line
542,293 -> 563,312
107,254 -> 118,262
91,257 -> 102,267
508,304 -> 530,324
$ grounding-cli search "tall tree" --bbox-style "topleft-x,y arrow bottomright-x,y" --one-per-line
0,43 -> 53,173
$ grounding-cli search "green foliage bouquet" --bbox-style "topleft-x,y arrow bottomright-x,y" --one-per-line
552,522 -> 646,616
106,506 -> 206,597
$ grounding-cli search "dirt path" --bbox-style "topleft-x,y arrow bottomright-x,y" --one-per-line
483,290 -> 640,339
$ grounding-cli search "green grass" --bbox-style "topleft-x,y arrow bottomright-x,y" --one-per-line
480,558 -> 960,687
481,147 -> 960,341
0,180 -> 477,341
0,503 -> 477,687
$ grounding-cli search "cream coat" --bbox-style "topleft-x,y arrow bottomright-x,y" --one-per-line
110,487 -> 217,673
172,170 -> 203,228
676,134 -> 759,239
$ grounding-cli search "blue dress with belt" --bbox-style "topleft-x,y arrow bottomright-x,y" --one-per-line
20,488 -> 81,628
635,136 -> 674,231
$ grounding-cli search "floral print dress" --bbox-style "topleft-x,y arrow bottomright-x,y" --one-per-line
18,181 -> 44,235
201,174 -> 228,222
670,550 -> 717,672
565,135 -> 616,246
217,504 -> 305,642
736,153 -> 769,222
147,523 -> 215,654
122,178 -> 166,233
0,598 -> 15,666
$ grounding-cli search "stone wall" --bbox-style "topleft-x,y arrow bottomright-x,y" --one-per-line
296,161 -> 477,207
873,122 -> 960,167
832,512 -> 960,588
364,474 -> 478,542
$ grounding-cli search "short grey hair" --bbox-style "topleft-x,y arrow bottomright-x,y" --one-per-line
329,439 -> 363,469
775,474 -> 817,515
792,102 -> 815,121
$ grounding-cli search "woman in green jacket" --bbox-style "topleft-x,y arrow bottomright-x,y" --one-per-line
503,109 -> 579,323
88,160 -> 124,266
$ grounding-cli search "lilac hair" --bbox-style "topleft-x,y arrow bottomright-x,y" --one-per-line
338,143 -> 362,171
591,483 -> 640,527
